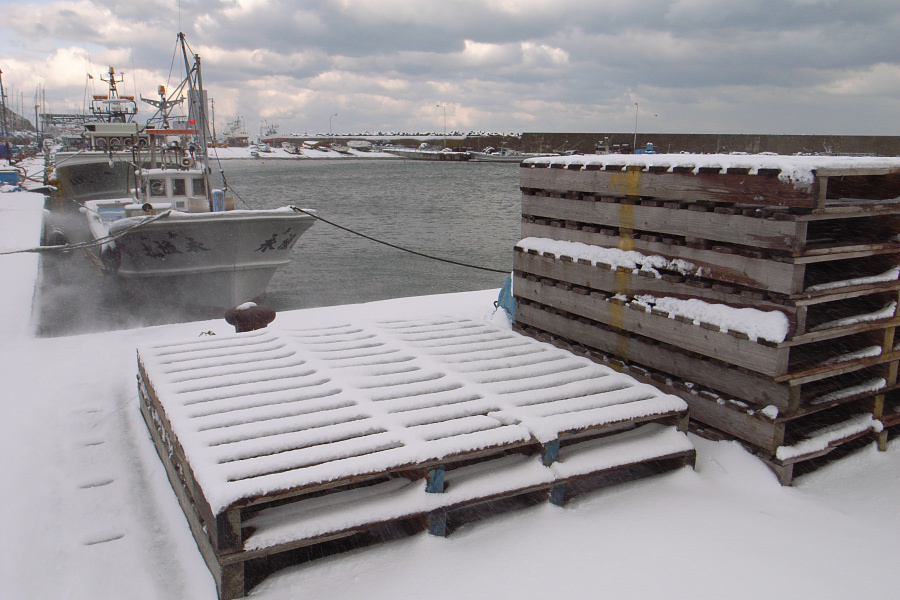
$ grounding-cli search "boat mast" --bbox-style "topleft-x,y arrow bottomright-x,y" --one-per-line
0,68 -> 11,164
178,32 -> 209,167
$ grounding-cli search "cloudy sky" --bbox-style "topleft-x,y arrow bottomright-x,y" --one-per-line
1,0 -> 898,137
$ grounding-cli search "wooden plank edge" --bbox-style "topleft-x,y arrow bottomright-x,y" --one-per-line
139,386 -> 242,599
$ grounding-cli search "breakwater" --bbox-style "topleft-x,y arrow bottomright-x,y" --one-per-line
270,132 -> 900,156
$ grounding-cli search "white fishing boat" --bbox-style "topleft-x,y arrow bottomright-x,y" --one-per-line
79,33 -> 316,309
50,67 -> 146,203
384,143 -> 470,161
469,146 -> 557,163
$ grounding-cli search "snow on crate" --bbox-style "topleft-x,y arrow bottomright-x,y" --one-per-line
516,237 -> 701,278
775,414 -> 882,462
523,153 -> 900,191
137,317 -> 689,514
631,295 -> 790,343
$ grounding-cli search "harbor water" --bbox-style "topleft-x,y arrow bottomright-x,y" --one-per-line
36,159 -> 523,336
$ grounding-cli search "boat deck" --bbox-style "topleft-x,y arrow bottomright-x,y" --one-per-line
137,316 -> 695,599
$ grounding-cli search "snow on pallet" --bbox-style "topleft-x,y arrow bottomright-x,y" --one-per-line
521,153 -> 900,208
515,154 -> 900,483
137,317 -> 694,599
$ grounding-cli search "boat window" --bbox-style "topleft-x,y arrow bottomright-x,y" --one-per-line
149,179 -> 166,197
192,178 -> 206,196
172,178 -> 186,196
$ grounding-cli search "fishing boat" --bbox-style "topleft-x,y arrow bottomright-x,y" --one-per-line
50,67 -> 145,203
79,33 -> 316,309
383,143 -> 470,161
468,146 -> 552,163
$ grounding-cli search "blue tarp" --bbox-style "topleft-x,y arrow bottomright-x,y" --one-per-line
495,273 -> 515,319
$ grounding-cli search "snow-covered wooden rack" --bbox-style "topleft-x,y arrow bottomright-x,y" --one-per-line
137,318 -> 694,599
515,154 -> 900,484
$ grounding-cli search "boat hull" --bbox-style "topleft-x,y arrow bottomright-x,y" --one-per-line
468,152 -> 526,163
383,149 -> 470,161
107,209 -> 315,309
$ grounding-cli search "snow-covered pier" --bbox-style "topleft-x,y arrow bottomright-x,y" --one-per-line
138,316 -> 694,599
0,190 -> 44,337
515,153 -> 900,483
4,161 -> 900,598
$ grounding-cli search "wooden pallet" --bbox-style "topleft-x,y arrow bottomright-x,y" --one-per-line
520,155 -> 900,209
513,317 -> 882,485
513,245 -> 900,337
520,218 -> 900,297
513,278 -> 900,411
138,319 -> 695,599
521,189 -> 900,255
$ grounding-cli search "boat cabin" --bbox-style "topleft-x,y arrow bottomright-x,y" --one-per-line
123,169 -> 233,216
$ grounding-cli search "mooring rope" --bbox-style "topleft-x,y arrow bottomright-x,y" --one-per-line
0,210 -> 173,256
289,206 -> 509,274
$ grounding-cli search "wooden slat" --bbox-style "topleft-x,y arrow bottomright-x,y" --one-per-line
521,221 -> 804,294
520,166 -> 818,207
137,360 -> 231,551
139,383 -> 244,600
522,194 -> 804,251
513,249 -> 797,321
514,302 -> 792,407
514,275 -> 790,376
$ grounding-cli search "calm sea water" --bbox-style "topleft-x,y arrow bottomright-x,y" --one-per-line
37,158 -> 522,335
215,158 -> 521,308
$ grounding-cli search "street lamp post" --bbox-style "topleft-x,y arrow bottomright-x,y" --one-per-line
329,113 -> 337,142
633,102 -> 639,151
436,104 -> 446,149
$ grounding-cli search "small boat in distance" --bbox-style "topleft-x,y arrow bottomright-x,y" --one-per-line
468,146 -> 554,163
384,142 -> 470,161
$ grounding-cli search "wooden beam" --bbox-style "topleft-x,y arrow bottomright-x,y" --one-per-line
521,194 -> 804,251
521,222 -> 804,294
514,302 -> 792,407
515,276 -> 790,376
520,166 -> 816,207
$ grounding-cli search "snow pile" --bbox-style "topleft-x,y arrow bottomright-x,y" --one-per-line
806,265 -> 900,292
775,414 -> 881,461
631,295 -> 790,343
821,345 -> 882,366
0,190 -> 45,338
516,237 -> 702,277
810,301 -> 897,332
809,378 -> 886,406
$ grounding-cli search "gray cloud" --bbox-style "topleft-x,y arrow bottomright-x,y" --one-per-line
1,0 -> 898,137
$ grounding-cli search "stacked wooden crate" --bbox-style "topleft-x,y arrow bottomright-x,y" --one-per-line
513,154 -> 900,484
